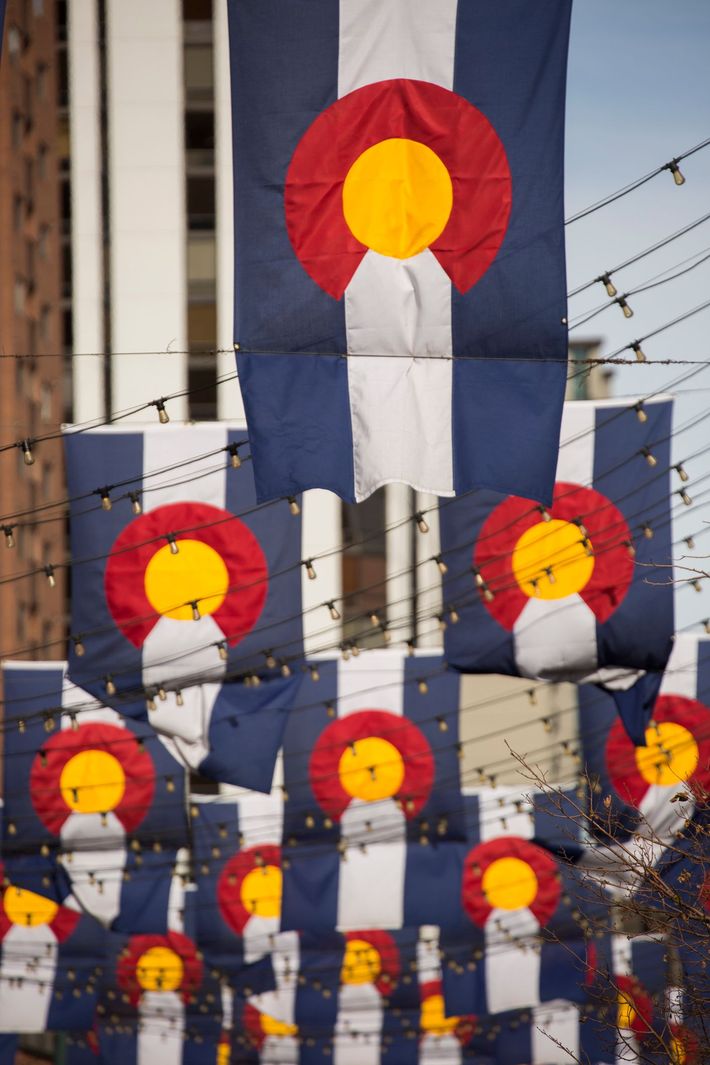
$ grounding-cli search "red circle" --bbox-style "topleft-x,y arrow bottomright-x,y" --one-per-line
216,844 -> 282,937
29,722 -> 155,835
606,694 -> 710,809
116,931 -> 203,1005
473,482 -> 634,631
344,929 -> 400,998
669,1024 -> 700,1065
616,975 -> 654,1037
308,710 -> 435,822
104,501 -> 268,649
285,78 -> 512,299
461,837 -> 561,928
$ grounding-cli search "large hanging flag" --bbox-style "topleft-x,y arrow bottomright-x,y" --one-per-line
64,424 -> 311,703
579,633 -> 710,851
282,651 -> 466,931
227,0 -> 572,505
2,662 -> 189,932
95,930 -> 222,1065
0,871 -> 106,1033
439,398 -> 675,691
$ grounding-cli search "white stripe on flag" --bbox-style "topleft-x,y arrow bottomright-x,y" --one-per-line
661,633 -> 699,699
338,0 -> 458,501
531,1001 -> 581,1065
555,402 -> 596,485
0,926 -> 55,1032
334,982 -> 382,1065
419,1035 -> 462,1065
336,651 -> 405,718
249,931 -> 300,1026
138,991 -> 184,1065
141,424 -> 228,512
238,794 -> 284,963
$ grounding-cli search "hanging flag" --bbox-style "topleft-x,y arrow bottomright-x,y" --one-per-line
440,397 -> 675,688
64,424 -> 312,704
579,633 -> 710,850
95,930 -> 222,1065
228,0 -> 572,505
2,662 -> 189,932
0,870 -> 106,1033
281,650 -> 466,931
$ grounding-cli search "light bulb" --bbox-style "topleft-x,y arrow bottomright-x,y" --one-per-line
228,443 -> 241,469
280,661 -> 292,677
3,526 -> 14,548
418,679 -> 428,695
616,296 -> 633,318
105,676 -> 117,697
449,606 -> 460,624
217,641 -> 228,661
415,513 -> 429,534
288,496 -> 300,516
675,464 -> 689,483
168,535 -> 179,555
669,161 -> 685,186
685,535 -> 696,550
304,559 -> 317,580
326,601 -> 341,621
634,402 -> 648,423
129,492 -> 142,515
435,555 -> 448,575
264,651 -> 277,670
643,523 -> 654,540
679,489 -> 693,506
191,601 -> 201,621
21,439 -> 34,465
642,447 -> 657,468
601,273 -> 617,298
45,564 -> 56,587
73,636 -> 85,657
155,400 -> 169,424
100,489 -> 112,511
632,342 -> 646,362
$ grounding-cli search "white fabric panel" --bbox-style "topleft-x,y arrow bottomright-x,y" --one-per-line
334,983 -> 382,1065
142,614 -> 226,689
0,925 -> 55,1032
345,252 -> 454,501
485,910 -> 541,1015
338,1 -> 458,502
249,931 -> 300,1025
661,633 -> 699,699
478,787 -> 534,842
137,991 -> 184,1065
60,674 -> 112,721
337,803 -> 406,929
141,424 -> 228,512
338,0 -> 459,95
514,595 -> 598,682
238,792 -> 283,850
337,650 -> 405,718
419,1035 -> 462,1065
531,1001 -> 581,1065
417,926 -> 441,984
261,1034 -> 299,1064
59,812 -> 126,927
555,403 -> 596,485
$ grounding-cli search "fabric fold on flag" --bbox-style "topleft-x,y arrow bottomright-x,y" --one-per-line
228,0 -> 571,504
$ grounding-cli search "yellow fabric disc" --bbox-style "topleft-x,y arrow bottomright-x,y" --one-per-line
481,856 -> 538,911
338,736 -> 405,803
511,519 -> 595,599
260,1013 -> 298,1037
342,138 -> 453,260
636,721 -> 699,787
3,886 -> 59,927
135,945 -> 184,992
59,749 -> 126,814
617,991 -> 637,1031
340,938 -> 382,985
144,539 -> 229,621
420,994 -> 460,1036
240,865 -> 282,919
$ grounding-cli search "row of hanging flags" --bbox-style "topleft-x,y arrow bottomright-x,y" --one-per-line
1,0 -> 708,1060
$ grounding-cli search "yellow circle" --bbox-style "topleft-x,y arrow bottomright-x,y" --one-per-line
670,1035 -> 687,1065
135,946 -> 184,992
340,938 -> 382,985
217,1043 -> 230,1065
342,138 -> 453,260
481,856 -> 538,911
59,749 -> 126,814
239,865 -> 282,919
144,539 -> 229,621
3,886 -> 59,927
420,994 -> 460,1036
338,736 -> 405,803
617,991 -> 637,1031
511,519 -> 595,599
635,721 -> 699,787
260,1013 -> 298,1038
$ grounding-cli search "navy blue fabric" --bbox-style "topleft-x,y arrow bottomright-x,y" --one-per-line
228,0 -> 570,504
606,670 -> 663,747
578,682 -> 642,843
441,399 -> 674,678
64,429 -> 304,703
452,0 -> 571,502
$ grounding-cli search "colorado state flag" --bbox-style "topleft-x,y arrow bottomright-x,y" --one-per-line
228,0 -> 571,505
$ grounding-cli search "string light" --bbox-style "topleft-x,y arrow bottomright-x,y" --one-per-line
99,488 -> 112,511
44,564 -> 56,588
685,535 -> 696,550
406,640 -> 415,657
625,539 -> 636,559
264,651 -> 277,670
633,401 -> 648,423
667,159 -> 686,186
20,439 -> 34,465
280,661 -> 292,677
72,635 -> 85,657
227,442 -> 242,469
167,534 -> 179,555
537,505 -> 552,522
287,496 -> 300,516
326,601 -> 341,621
2,525 -> 14,548
615,295 -> 633,318
175,690 -> 184,706
600,272 -> 617,298
641,446 -> 657,467
472,568 -> 485,587
642,522 -> 654,539
303,559 -> 317,581
154,399 -> 170,424
217,640 -> 228,661
691,579 -> 702,593
129,492 -> 142,515
434,555 -> 448,575
448,605 -> 460,624
418,679 -> 429,695
679,488 -> 693,506
527,689 -> 538,707
675,463 -> 690,482
703,619 -> 710,634
146,693 -> 157,712
105,676 -> 117,697
309,665 -> 320,683
415,512 -> 429,534
544,566 -> 555,585
191,601 -> 201,621
631,341 -> 646,362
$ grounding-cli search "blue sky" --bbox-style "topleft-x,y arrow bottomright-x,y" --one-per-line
564,0 -> 710,627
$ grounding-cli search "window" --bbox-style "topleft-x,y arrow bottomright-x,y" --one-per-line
185,109 -> 214,162
37,142 -> 49,179
33,0 -> 45,15
341,491 -> 387,638
187,234 -> 216,297
14,278 -> 27,315
183,0 -> 212,20
12,110 -> 24,148
187,175 -> 215,230
38,224 -> 50,258
187,354 -> 217,421
187,302 -> 216,348
13,195 -> 24,231
184,45 -> 214,102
